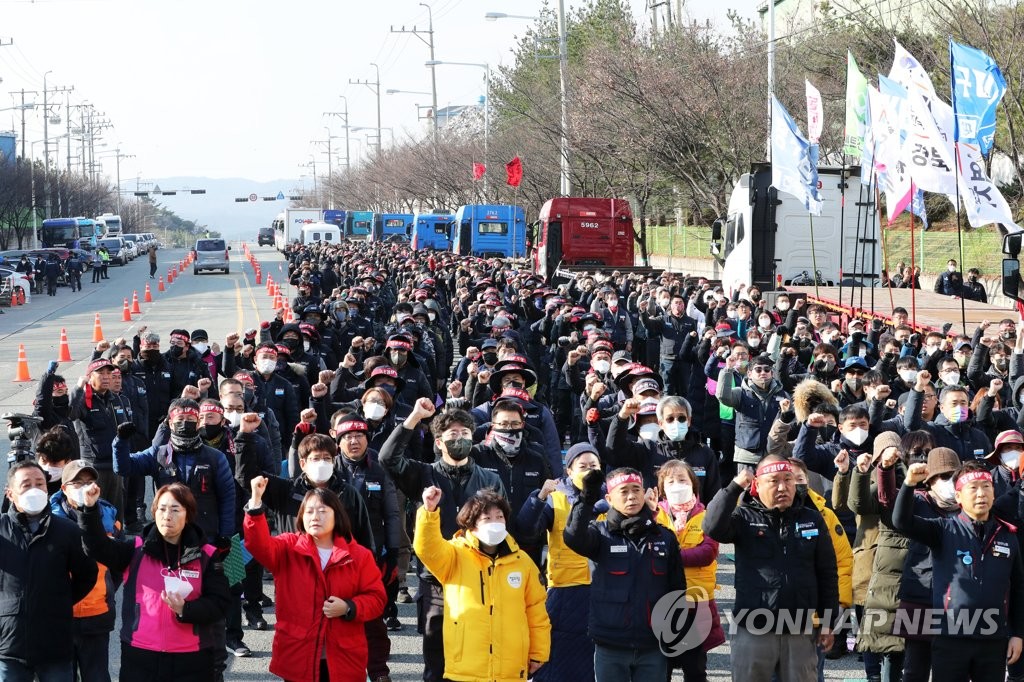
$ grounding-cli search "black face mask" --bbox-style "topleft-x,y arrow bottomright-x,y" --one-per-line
200,424 -> 224,440
482,352 -> 498,366
282,337 -> 301,352
141,349 -> 161,363
172,422 -> 199,439
117,361 -> 131,373
820,425 -> 838,443
52,395 -> 70,408
441,437 -> 473,462
795,483 -> 809,498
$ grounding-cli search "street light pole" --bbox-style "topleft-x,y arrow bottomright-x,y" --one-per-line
426,60 -> 490,198
557,0 -> 571,196
421,3 -> 439,144
371,63 -> 382,156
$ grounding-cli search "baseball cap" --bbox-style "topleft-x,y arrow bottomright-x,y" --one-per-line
61,459 -> 98,485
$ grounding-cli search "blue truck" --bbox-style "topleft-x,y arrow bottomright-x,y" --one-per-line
41,218 -> 80,249
452,204 -> 526,258
373,213 -> 414,242
345,211 -> 372,241
411,212 -> 455,251
323,209 -> 347,231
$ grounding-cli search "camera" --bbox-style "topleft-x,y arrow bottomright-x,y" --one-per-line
3,413 -> 41,464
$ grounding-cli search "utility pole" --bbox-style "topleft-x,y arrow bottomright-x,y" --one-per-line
391,4 -> 438,143
557,0 -> 571,196
15,89 -> 38,158
349,65 -> 382,157
324,98 -> 351,170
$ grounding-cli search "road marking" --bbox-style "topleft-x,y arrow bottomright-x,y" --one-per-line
234,278 -> 245,332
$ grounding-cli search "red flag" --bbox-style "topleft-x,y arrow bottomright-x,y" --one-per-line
472,163 -> 486,181
506,156 -> 523,187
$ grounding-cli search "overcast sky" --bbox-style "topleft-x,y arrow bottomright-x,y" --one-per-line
0,0 -> 759,185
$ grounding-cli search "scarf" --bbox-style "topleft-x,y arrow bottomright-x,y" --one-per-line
669,498 -> 698,531
606,507 -> 653,540
169,432 -> 203,453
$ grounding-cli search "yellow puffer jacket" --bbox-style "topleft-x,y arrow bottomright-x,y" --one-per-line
414,507 -> 551,682
807,488 -> 854,607
654,504 -> 717,600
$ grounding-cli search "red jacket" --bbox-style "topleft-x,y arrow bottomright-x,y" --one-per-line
244,509 -> 386,682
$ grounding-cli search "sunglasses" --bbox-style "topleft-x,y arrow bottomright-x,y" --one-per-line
751,366 -> 773,374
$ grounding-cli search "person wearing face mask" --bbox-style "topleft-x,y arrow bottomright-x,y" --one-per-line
565,467 -> 686,682
961,267 -> 988,303
127,329 -> 174,435
68,358 -> 127,517
33,362 -> 81,455
111,400 -> 237,607
639,293 -> 698,398
79,481 -> 231,682
517,443 -> 607,682
189,330 -> 220,391
794,405 -> 874,490
50,460 -> 122,682
718,353 -> 791,474
933,258 -> 964,297
163,330 -> 213,403
378,399 -> 506,681
383,334 -> 434,406
34,427 -> 75,497
233,343 -> 300,457
474,400 -> 552,566
609,395 -> 722,500
650,459 -> 725,680
244,478 -> 387,682
416,485 -> 550,681
895,459 -> 1024,682
983,430 -> 1024,497
908,385 -> 993,464
0,461 -> 98,681
594,286 -> 633,353
327,413 -> 402,680
837,357 -> 869,407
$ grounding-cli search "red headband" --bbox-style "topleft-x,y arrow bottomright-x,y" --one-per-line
756,461 -> 794,477
169,407 -> 200,420
337,420 -> 369,434
387,340 -> 412,351
170,333 -> 190,343
607,472 -> 643,492
199,403 -> 224,415
955,470 -> 993,491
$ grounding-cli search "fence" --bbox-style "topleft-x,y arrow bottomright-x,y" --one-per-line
643,223 -> 1004,276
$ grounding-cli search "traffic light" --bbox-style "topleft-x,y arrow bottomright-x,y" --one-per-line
190,189 -> 206,195
234,198 -> 248,203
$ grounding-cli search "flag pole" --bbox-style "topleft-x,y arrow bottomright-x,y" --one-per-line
954,142 -> 967,335
808,212 -> 820,299
908,177 -> 917,330
874,168 -> 896,315
838,162 -> 847,305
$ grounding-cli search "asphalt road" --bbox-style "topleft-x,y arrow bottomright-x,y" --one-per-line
0,245 -> 869,681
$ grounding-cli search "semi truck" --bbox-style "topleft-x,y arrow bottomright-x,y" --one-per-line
710,163 -> 881,296
452,204 -> 527,259
345,211 -> 373,241
373,213 -> 414,242
40,218 -> 80,249
533,198 -> 636,281
271,208 -> 323,252
411,212 -> 455,251
95,213 -> 122,237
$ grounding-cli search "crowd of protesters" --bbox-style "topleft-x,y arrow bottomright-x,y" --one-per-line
9,236 -> 1024,682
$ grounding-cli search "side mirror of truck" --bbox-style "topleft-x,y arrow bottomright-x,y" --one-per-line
711,219 -> 723,242
1003,258 -> 1023,302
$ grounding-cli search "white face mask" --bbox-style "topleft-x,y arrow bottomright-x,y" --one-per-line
428,312 -> 437,322
224,411 -> 243,428
932,478 -> 957,505
363,402 -> 387,421
68,486 -> 88,507
606,298 -> 618,308
305,460 -> 334,484
1001,450 -> 1021,470
43,465 -> 64,482
941,372 -> 960,386
726,310 -> 738,319
638,423 -> 661,441
658,298 -> 670,308
898,369 -> 919,384
256,358 -> 277,375
777,302 -> 790,311
665,482 -> 694,506
474,522 -> 508,546
948,265 -> 957,272
845,427 -> 869,446
163,573 -> 194,599
592,359 -> 611,374
17,488 -> 48,515
303,340 -> 311,353
192,342 -> 209,355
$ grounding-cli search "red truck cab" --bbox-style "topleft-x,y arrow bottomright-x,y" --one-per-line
534,198 -> 635,281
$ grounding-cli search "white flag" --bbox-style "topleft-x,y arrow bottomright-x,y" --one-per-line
957,142 -> 1021,231
889,39 -> 937,101
899,91 -> 957,195
806,80 -> 823,144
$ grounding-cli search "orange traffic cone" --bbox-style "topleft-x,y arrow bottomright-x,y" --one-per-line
131,291 -> 142,315
168,269 -> 175,283
122,299 -> 132,322
92,313 -> 104,343
12,344 -> 31,382
144,283 -> 153,303
255,268 -> 262,285
179,260 -> 184,273
272,293 -> 282,310
58,328 -> 73,363
158,276 -> 165,292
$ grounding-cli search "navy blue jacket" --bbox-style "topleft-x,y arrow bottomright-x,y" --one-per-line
893,483 -> 1024,638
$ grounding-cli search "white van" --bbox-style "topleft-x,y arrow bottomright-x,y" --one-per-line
301,222 -> 341,244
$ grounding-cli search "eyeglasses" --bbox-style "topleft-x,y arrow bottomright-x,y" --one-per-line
339,432 -> 366,441
751,366 -> 772,374
492,421 -> 524,429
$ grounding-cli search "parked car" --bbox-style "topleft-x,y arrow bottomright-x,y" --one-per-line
257,227 -> 275,246
121,234 -> 142,259
0,266 -> 32,302
97,237 -> 128,266
193,238 -> 230,274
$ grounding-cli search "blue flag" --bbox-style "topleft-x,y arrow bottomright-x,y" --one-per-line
910,188 -> 929,230
771,95 -> 822,215
950,39 -> 1006,154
